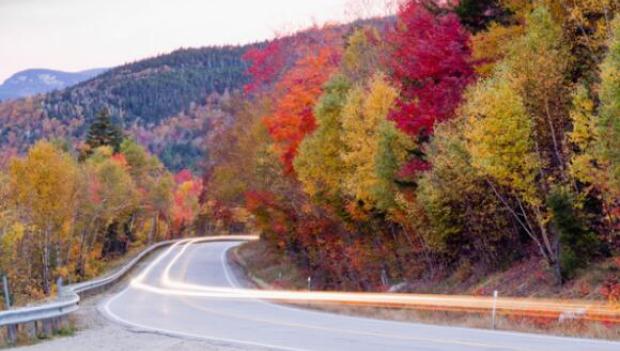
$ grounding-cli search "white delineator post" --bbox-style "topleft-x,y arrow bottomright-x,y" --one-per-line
491,290 -> 498,330
307,276 -> 311,291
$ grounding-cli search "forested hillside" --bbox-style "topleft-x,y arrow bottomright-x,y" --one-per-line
0,18 -> 389,305
0,20 -> 384,172
2,0 -> 618,307
0,46 -> 249,171
43,47 -> 248,125
202,0 -> 620,301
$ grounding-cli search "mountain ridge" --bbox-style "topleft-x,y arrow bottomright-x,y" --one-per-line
0,68 -> 108,101
0,18 -> 389,171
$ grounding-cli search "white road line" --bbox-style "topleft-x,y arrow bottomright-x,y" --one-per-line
100,240 -> 620,351
130,242 -> 528,350
101,242 -> 308,351
220,243 -> 238,287
102,295 -> 309,351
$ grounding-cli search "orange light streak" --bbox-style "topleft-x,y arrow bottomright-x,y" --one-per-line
132,239 -> 620,324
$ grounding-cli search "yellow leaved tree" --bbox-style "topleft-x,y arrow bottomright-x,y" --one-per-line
9,141 -> 78,295
341,73 -> 400,209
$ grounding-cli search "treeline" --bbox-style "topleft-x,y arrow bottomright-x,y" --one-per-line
0,46 -> 250,172
44,46 -> 248,126
0,20 -> 394,174
203,0 -> 619,294
0,111 -> 202,304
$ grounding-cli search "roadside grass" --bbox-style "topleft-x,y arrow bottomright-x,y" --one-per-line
0,317 -> 77,349
233,240 -> 308,290
232,241 -> 620,341
51,322 -> 76,337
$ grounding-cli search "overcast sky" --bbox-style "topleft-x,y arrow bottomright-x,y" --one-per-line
0,0 -> 394,82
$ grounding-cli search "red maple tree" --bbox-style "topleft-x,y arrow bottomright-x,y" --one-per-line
243,40 -> 287,93
262,47 -> 341,174
388,2 -> 474,134
386,1 -> 475,176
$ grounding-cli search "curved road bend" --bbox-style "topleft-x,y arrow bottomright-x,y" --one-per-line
101,241 -> 620,351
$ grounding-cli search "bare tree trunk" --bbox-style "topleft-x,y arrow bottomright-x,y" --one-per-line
544,99 -> 566,176
401,223 -> 435,280
487,180 -> 548,259
42,228 -> 50,296
76,228 -> 88,278
533,206 -> 563,285
55,233 -> 63,273
487,180 -> 563,285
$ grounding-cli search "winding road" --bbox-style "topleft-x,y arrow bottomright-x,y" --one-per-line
101,239 -> 620,351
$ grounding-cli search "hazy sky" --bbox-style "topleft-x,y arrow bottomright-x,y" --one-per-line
0,0 -> 392,82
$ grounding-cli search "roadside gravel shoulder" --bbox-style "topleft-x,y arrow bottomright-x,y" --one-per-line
12,247 -> 247,351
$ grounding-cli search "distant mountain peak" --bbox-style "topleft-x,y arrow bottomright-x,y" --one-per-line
0,68 -> 108,101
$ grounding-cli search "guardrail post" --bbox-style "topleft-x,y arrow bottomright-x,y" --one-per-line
37,319 -> 52,339
52,317 -> 63,333
6,325 -> 17,345
491,290 -> 498,330
24,322 -> 36,339
2,275 -> 17,345
2,275 -> 10,309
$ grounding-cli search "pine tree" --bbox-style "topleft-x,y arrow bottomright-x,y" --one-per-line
453,0 -> 512,33
86,108 -> 124,153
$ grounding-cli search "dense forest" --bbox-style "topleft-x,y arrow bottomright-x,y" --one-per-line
202,0 -> 620,300
0,18 -> 387,304
0,111 -> 203,303
2,0 -> 619,306
43,46 -> 248,125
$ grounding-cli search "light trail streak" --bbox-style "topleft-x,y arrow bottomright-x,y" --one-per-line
132,238 -> 620,324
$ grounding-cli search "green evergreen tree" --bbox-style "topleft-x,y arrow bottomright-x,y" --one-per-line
86,108 -> 124,153
547,187 -> 600,279
454,0 -> 512,33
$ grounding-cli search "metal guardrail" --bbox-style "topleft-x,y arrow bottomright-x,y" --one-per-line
0,235 -> 254,329
0,239 -> 175,328
10,234 -> 615,343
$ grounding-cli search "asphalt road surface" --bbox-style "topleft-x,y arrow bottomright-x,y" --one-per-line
101,240 -> 620,351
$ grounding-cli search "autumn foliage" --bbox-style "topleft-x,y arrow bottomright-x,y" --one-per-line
387,1 -> 475,138
3,0 -> 620,304
243,40 -> 286,93
0,134 -> 201,302
171,169 -> 203,236
202,0 -> 620,294
263,47 -> 341,173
